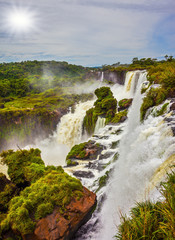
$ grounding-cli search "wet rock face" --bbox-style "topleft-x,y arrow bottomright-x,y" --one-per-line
67,140 -> 105,163
23,187 -> 97,240
73,171 -> 95,179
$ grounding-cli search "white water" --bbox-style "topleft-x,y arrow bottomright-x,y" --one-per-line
1,70 -> 174,239
94,117 -> 106,134
71,70 -> 175,240
57,100 -> 94,148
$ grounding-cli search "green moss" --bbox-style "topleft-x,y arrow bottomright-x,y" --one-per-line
66,159 -> 78,166
110,110 -> 128,124
0,148 -> 44,187
83,108 -> 98,135
140,87 -> 167,121
83,87 -> 117,134
0,170 -> 83,236
0,183 -> 18,213
154,102 -> 169,117
113,152 -> 119,161
118,98 -> 132,110
96,171 -> 110,193
66,142 -> 87,161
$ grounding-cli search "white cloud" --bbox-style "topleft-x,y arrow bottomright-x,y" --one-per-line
0,0 -> 174,66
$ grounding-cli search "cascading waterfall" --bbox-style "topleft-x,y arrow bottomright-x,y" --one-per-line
3,70 -> 175,239
72,70 -> 175,240
56,100 -> 94,148
94,117 -> 106,134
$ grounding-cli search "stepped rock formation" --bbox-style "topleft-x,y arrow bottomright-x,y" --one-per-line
22,187 -> 96,240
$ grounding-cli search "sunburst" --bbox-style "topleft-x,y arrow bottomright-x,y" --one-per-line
2,5 -> 39,36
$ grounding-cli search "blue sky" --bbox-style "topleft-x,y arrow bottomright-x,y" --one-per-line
0,0 -> 174,66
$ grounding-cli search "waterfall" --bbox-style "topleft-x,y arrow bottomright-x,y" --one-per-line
94,117 -> 106,134
124,71 -> 141,97
71,70 -> 175,240
57,100 -> 94,148
100,72 -> 104,82
3,69 -> 175,240
94,72 -> 175,239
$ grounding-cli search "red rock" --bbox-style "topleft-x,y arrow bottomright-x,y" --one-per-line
23,187 -> 96,240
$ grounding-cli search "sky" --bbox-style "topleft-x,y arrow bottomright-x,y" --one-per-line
0,0 -> 175,66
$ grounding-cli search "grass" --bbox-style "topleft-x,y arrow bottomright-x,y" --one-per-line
115,170 -> 175,240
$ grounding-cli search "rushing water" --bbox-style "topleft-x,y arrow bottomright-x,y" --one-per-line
71,70 -> 175,239
1,70 -> 174,239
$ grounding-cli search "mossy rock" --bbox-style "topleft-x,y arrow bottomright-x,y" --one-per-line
66,141 -> 104,165
110,110 -> 128,124
118,98 -> 132,111
0,170 -> 83,236
83,87 -> 117,135
140,87 -> 167,121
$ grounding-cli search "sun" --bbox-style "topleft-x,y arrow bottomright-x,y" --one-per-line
3,6 -> 39,35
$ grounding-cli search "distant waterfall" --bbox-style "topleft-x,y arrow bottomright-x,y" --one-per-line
100,72 -> 104,82
57,100 -> 94,148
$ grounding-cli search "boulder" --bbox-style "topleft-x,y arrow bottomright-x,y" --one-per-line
73,171 -> 95,179
22,187 -> 96,240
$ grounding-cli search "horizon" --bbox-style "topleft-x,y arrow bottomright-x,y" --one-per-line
0,0 -> 175,67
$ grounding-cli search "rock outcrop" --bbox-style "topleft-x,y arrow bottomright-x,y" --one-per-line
23,187 -> 96,240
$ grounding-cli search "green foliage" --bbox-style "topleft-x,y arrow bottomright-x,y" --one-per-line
83,87 -> 117,134
140,87 -> 167,121
66,142 -> 87,161
0,182 -> 18,213
83,108 -> 98,135
118,99 -> 132,110
110,110 -> 128,124
154,102 -> 169,117
0,148 -> 44,187
94,87 -> 113,101
115,171 -> 175,240
0,170 -> 83,235
0,61 -> 89,98
147,61 -> 175,97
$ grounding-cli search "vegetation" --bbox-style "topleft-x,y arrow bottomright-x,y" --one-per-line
0,61 -> 89,98
0,148 -> 84,238
96,171 -> 110,193
83,87 -> 117,134
66,142 -> 87,164
140,60 -> 175,120
0,148 -> 45,187
111,110 -> 128,124
0,60 -> 94,150
0,170 -> 83,235
115,170 -> 175,240
118,99 -> 132,111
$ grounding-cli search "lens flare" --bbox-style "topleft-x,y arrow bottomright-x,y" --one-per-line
2,5 -> 39,36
